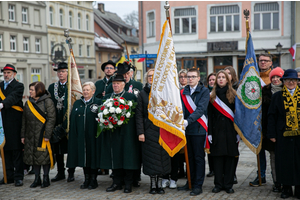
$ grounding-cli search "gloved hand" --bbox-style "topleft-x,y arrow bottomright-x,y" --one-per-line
183,120 -> 188,129
208,135 -> 212,144
236,134 -> 241,143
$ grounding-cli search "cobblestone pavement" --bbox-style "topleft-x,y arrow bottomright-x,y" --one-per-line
0,141 -> 284,199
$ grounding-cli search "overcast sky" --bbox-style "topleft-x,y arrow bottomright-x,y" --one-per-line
95,1 -> 138,20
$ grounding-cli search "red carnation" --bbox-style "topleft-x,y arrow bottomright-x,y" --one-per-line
112,121 -> 117,125
104,121 -> 109,126
101,106 -> 105,111
120,97 -> 124,99
113,98 -> 117,101
114,101 -> 119,106
119,105 -> 125,109
125,105 -> 129,110
109,116 -> 113,122
120,116 -> 125,121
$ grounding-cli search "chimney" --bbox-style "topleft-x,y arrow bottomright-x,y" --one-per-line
98,3 -> 105,13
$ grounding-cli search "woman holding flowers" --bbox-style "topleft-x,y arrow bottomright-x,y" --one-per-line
66,82 -> 101,190
97,74 -> 140,194
135,69 -> 171,194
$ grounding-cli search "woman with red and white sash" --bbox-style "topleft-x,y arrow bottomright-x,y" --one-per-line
208,70 -> 239,194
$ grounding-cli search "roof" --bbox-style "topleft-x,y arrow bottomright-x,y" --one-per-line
94,36 -> 123,50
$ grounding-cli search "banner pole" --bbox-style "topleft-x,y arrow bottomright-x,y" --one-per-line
1,148 -> 7,183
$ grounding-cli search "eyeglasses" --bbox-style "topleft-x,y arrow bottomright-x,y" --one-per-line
187,76 -> 198,79
105,67 -> 114,70
259,60 -> 271,63
147,75 -> 153,78
284,79 -> 297,83
179,76 -> 187,79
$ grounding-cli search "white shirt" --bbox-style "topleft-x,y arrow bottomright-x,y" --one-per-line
60,81 -> 67,85
84,97 -> 92,103
189,85 -> 197,95
288,88 -> 296,96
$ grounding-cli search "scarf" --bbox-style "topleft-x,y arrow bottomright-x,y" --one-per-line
260,68 -> 272,85
271,82 -> 282,94
282,85 -> 300,137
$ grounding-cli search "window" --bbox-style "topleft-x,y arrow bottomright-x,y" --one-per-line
88,70 -> 93,79
98,52 -> 101,63
78,69 -> 85,79
0,35 -> 2,51
87,45 -> 90,57
10,36 -> 16,51
51,41 -> 55,55
59,9 -> 63,27
23,37 -> 29,52
174,8 -> 196,34
8,4 -> 15,21
49,7 -> 53,25
86,15 -> 89,31
35,39 -> 41,53
31,68 -> 41,82
210,5 -> 239,32
254,2 -> 279,30
78,13 -> 81,30
127,30 -> 131,36
79,44 -> 82,56
147,12 -> 155,37
69,11 -> 72,28
22,7 -> 28,23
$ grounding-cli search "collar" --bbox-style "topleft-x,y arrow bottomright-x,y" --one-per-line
189,85 -> 198,94
60,81 -> 67,85
288,88 -> 296,96
84,97 -> 92,103
5,78 -> 14,84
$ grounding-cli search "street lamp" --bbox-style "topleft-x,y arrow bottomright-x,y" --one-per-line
276,42 -> 282,67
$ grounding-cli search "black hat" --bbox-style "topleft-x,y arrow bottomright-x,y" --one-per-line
101,60 -> 116,71
112,74 -> 125,82
2,64 -> 17,73
116,62 -> 130,75
280,69 -> 300,81
54,62 -> 68,71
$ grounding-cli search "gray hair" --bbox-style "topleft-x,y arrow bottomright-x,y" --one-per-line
295,67 -> 300,73
82,81 -> 96,91
143,69 -> 155,85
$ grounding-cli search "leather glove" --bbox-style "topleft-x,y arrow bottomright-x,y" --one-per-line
208,135 -> 212,144
183,120 -> 188,129
236,134 -> 241,143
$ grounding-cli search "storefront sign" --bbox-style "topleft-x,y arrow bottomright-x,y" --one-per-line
207,41 -> 238,52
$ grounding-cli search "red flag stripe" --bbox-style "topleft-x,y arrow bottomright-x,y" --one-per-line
211,96 -> 234,122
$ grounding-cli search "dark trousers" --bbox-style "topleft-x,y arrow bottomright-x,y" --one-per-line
213,155 -> 235,190
208,154 -> 214,172
163,152 -> 179,181
186,135 -> 206,188
113,169 -> 134,186
83,167 -> 97,175
4,150 -> 23,181
55,154 -> 75,175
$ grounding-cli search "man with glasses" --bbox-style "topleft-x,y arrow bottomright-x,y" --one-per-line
95,60 -> 116,99
177,68 -> 210,196
48,62 -> 75,183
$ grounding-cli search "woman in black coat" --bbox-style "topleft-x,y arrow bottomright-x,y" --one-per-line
135,69 -> 171,194
208,70 -> 239,194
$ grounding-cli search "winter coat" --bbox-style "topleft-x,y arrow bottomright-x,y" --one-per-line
0,79 -> 24,151
208,85 -> 239,157
94,77 -> 113,99
181,82 -> 210,136
66,96 -> 101,169
267,90 -> 300,186
21,92 -> 56,165
97,92 -> 141,170
135,84 -> 171,176
106,79 -> 143,97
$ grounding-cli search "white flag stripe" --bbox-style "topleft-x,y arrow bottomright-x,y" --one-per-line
215,96 -> 235,118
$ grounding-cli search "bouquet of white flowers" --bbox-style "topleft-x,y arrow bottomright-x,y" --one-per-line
96,97 -> 136,137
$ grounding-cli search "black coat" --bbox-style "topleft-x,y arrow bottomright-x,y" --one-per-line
135,84 -> 171,176
0,79 -> 24,151
267,90 -> 300,185
208,86 -> 239,157
94,77 -> 112,99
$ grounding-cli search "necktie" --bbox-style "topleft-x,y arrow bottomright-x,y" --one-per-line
4,82 -> 8,90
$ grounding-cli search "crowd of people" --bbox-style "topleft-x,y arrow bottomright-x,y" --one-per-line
0,53 -> 299,199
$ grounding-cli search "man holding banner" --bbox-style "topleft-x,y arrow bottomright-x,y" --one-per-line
178,68 -> 210,196
0,64 -> 24,186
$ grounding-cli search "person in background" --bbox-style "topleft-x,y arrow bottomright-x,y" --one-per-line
21,82 -> 56,188
208,70 -> 239,194
295,67 -> 300,87
178,69 -> 188,89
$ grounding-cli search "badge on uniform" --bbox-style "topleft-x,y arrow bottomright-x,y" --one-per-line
90,104 -> 99,113
133,88 -> 140,97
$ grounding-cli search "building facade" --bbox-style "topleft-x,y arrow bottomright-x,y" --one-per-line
46,1 -> 96,84
0,1 -> 48,99
139,1 -> 293,84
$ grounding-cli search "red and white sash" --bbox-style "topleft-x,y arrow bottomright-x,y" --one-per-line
211,95 -> 234,122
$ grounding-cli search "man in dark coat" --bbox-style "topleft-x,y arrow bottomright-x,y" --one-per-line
98,74 -> 140,193
94,60 -> 116,99
0,64 -> 24,186
267,69 -> 300,199
177,68 -> 210,196
48,62 -> 75,182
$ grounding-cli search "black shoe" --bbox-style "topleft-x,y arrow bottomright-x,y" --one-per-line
149,176 -> 157,194
88,174 -> 98,190
41,175 -> 50,188
273,182 -> 282,193
190,188 -> 202,196
80,174 -> 90,189
30,175 -> 41,188
149,188 -> 157,194
207,171 -> 215,177
15,180 -> 23,187
132,181 -> 140,187
106,183 -> 122,192
281,186 -> 293,199
124,185 -> 132,193
212,187 -> 221,193
51,173 -> 65,182
226,188 -> 234,193
233,175 -> 238,184
0,178 -> 14,185
67,173 -> 75,182
177,181 -> 190,191
249,176 -> 266,187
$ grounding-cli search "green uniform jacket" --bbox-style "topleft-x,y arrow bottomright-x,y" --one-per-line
94,77 -> 112,99
97,92 -> 140,170
106,79 -> 143,96
66,96 -> 102,169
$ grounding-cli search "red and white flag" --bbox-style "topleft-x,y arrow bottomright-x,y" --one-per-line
289,44 -> 296,61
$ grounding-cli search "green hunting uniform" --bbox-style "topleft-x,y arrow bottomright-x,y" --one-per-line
105,79 -> 143,97
94,77 -> 113,99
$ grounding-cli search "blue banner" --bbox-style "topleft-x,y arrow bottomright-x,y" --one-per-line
234,32 -> 262,155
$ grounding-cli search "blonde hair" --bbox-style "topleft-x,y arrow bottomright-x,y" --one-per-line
210,70 -> 236,104
82,81 -> 96,91
143,68 -> 155,85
